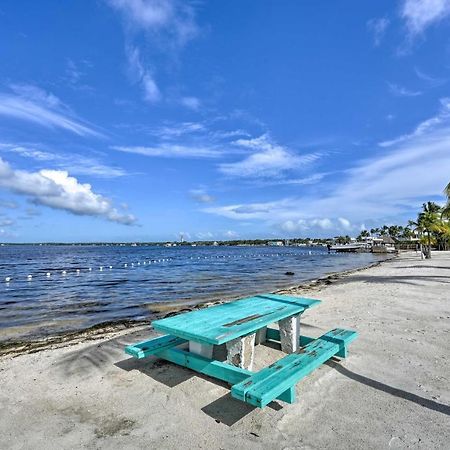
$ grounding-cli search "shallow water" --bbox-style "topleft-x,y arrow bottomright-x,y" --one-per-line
0,245 -> 388,343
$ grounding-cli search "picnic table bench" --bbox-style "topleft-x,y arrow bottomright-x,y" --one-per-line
125,293 -> 357,408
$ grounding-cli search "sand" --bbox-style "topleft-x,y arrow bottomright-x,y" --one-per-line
0,251 -> 449,449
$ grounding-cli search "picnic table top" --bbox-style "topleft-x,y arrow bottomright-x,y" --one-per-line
152,293 -> 321,345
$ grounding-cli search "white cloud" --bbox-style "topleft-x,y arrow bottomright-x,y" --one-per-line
338,217 -> 352,230
388,82 -> 422,97
180,96 -> 201,111
0,218 -> 14,227
112,143 -> 220,158
0,199 -> 18,209
127,46 -> 161,103
205,98 -> 450,233
149,121 -> 206,139
0,157 -> 135,225
379,97 -> 450,147
189,189 -> 214,203
0,84 -> 103,137
196,231 -> 214,240
108,0 -> 199,102
0,143 -> 126,178
367,17 -> 390,46
401,0 -> 450,36
219,135 -> 321,178
108,0 -> 198,45
415,68 -> 447,87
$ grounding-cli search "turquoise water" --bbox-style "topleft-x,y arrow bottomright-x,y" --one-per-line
0,245 -> 387,343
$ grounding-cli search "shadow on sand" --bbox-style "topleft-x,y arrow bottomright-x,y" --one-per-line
326,360 -> 450,417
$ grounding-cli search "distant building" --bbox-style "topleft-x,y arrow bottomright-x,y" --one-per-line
268,241 -> 284,246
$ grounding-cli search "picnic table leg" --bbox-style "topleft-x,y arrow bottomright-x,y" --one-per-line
255,326 -> 267,345
189,341 -> 214,359
279,314 -> 300,353
226,333 -> 256,370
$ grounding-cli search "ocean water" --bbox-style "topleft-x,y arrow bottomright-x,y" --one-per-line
0,245 -> 388,343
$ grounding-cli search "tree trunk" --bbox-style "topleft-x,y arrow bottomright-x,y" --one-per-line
427,232 -> 432,259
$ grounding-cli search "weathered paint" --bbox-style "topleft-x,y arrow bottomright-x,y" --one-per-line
125,334 -> 187,359
226,333 -> 256,370
189,341 -> 214,358
231,328 -> 358,408
152,294 -> 321,345
279,314 -> 300,353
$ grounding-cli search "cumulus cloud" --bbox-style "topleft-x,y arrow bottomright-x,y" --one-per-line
0,157 -> 135,225
0,84 -> 103,137
338,217 -> 352,230
401,0 -> 450,36
219,135 -> 321,178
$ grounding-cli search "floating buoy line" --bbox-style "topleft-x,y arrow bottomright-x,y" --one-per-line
3,250 -> 334,284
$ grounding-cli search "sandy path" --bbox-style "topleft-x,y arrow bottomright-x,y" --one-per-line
0,251 -> 449,449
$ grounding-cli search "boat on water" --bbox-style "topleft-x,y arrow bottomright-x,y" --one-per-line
331,236 -> 397,253
330,243 -> 370,253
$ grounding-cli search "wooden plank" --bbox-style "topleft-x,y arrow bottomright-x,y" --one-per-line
155,347 -> 295,403
231,328 -> 357,408
152,294 -> 321,345
125,335 -> 187,359
154,295 -> 320,338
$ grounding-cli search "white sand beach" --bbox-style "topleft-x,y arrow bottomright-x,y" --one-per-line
0,251 -> 449,449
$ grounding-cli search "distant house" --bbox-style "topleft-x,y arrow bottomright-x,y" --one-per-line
372,235 -> 397,253
268,241 -> 284,246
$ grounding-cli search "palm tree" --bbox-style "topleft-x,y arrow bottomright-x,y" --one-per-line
443,181 -> 450,218
417,202 -> 441,258
408,219 -> 425,259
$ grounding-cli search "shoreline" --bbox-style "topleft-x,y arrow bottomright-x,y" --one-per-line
1,250 -> 448,448
0,253 -> 396,358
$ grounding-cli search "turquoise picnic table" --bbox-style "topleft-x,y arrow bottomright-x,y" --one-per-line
125,293 -> 357,408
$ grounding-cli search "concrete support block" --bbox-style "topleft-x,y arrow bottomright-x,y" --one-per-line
279,314 -> 300,353
189,341 -> 214,359
255,326 -> 267,345
226,333 -> 256,370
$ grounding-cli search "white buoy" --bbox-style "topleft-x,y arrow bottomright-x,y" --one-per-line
76,269 -> 80,274
62,270 -> 67,275
89,267 -> 92,271
109,266 -> 112,269
124,263 -> 128,267
131,263 -> 134,267
143,261 -> 146,265
137,262 -> 140,265
100,266 -> 103,271
5,277 -> 11,282
46,272 -> 51,277
27,274 -> 32,280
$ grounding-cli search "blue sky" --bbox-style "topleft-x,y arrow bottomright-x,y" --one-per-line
0,0 -> 450,242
